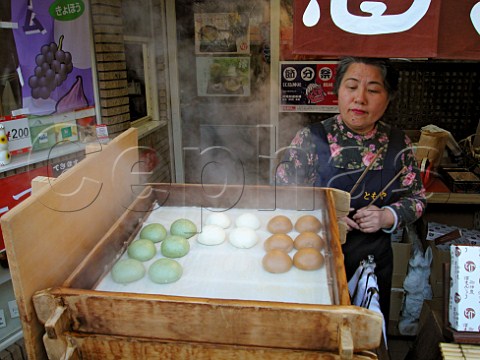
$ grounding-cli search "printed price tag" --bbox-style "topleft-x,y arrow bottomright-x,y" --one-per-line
8,300 -> 19,318
0,116 -> 32,155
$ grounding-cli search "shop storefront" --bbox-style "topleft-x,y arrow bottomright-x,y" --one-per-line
1,1 -> 480,359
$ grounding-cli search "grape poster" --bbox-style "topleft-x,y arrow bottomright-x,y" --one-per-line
2,0 -> 95,116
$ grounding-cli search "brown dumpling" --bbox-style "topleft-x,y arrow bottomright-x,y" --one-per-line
262,249 -> 293,273
267,215 -> 293,234
294,215 -> 322,233
264,234 -> 294,253
293,248 -> 325,271
294,231 -> 325,251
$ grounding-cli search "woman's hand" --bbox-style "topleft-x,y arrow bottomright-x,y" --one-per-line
352,205 -> 394,233
339,208 -> 361,232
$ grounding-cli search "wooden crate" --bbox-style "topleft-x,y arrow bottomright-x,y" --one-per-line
1,129 -> 383,360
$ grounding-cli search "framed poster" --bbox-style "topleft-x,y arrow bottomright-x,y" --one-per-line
196,57 -> 250,97
280,61 -> 338,113
194,13 -> 250,54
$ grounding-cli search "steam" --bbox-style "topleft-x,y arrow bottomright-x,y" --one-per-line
121,0 -> 311,187
184,0 -> 310,186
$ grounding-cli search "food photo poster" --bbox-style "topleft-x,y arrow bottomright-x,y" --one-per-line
194,12 -> 250,55
196,56 -> 251,97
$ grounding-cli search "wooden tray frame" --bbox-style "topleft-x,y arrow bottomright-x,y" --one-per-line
2,129 -> 383,360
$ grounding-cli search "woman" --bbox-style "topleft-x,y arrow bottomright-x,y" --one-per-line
276,57 -> 426,324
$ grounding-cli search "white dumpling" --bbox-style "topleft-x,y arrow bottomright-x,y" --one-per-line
205,212 -> 231,229
229,227 -> 258,249
197,224 -> 226,246
235,213 -> 260,230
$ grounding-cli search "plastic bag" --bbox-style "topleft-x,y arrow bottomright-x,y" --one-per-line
398,246 -> 433,336
349,255 -> 379,309
348,255 -> 386,345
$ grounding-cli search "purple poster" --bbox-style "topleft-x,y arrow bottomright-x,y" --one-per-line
1,0 -> 95,116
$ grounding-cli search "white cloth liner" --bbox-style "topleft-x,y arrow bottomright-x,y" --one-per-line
96,206 -> 334,305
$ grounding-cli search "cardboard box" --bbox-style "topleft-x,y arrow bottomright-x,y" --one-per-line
448,245 -> 480,332
427,240 -> 450,298
423,221 -> 480,299
387,287 -> 405,336
389,288 -> 405,322
392,241 -> 412,288
387,235 -> 412,336
409,299 -> 445,360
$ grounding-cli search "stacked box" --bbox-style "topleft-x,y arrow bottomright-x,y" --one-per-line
449,245 -> 480,332
439,167 -> 480,193
427,222 -> 480,251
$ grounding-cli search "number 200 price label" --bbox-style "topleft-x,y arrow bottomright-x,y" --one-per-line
0,116 -> 33,155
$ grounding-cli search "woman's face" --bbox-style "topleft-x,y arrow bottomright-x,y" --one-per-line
337,62 -> 390,134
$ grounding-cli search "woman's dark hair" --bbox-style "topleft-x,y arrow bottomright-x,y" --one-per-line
333,57 -> 399,100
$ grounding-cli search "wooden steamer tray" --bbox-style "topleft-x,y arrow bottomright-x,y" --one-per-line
1,129 -> 383,360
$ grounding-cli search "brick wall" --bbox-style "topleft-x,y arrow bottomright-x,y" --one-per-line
91,0 -> 173,183
90,0 -> 131,137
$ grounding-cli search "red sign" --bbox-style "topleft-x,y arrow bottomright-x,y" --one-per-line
0,166 -> 50,252
293,1 -> 480,60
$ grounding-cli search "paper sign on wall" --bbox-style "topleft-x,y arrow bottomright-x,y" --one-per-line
280,62 -> 338,113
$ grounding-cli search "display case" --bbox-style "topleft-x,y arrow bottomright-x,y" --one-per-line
2,129 -> 383,360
